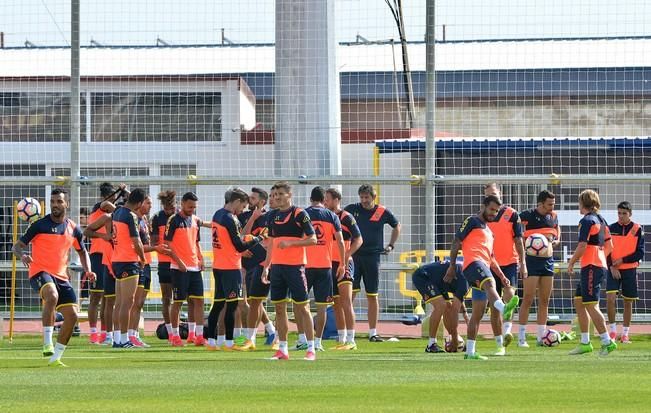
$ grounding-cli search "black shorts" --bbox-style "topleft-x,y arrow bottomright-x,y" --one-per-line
104,273 -> 116,297
270,264 -> 309,304
463,260 -> 494,292
412,266 -> 468,304
245,265 -> 270,300
89,253 -> 105,293
172,270 -> 204,302
29,272 -> 77,310
306,268 -> 334,305
574,265 -> 606,304
332,260 -> 354,297
213,269 -> 243,303
138,264 -> 152,291
492,263 -> 518,296
158,262 -> 172,284
352,254 -> 380,295
112,262 -> 142,281
606,268 -> 638,300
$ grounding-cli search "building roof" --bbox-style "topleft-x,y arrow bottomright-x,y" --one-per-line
375,136 -> 651,153
2,38 -> 651,99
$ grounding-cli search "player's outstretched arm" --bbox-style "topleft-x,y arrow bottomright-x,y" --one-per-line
83,214 -> 112,240
567,241 -> 586,275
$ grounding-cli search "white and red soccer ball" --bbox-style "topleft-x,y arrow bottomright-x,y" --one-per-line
541,328 -> 561,347
17,197 -> 42,223
525,233 -> 551,257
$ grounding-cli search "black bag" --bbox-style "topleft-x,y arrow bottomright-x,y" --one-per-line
155,322 -> 189,340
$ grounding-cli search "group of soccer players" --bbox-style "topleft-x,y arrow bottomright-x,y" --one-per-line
413,183 -> 643,359
14,181 -> 401,365
14,179 -> 643,365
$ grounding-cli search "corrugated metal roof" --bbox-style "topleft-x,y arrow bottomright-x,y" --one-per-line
1,38 -> 651,77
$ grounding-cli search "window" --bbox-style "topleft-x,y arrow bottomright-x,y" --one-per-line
91,92 -> 221,142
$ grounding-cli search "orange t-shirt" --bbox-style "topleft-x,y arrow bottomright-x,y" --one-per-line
305,206 -> 342,269
20,215 -> 84,281
456,215 -> 494,270
165,213 -> 203,271
111,206 -> 140,263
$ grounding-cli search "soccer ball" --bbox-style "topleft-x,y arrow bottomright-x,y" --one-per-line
541,329 -> 561,347
17,197 -> 42,223
525,233 -> 551,257
445,335 -> 465,352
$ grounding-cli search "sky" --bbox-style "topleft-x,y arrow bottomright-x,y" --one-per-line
0,0 -> 649,48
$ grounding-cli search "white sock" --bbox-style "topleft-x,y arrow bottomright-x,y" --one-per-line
600,332 -> 611,345
338,329 -> 347,343
128,329 -> 136,338
307,340 -> 315,352
208,338 -> 216,346
217,335 -> 226,346
225,340 -> 234,347
580,332 -> 590,344
188,323 -> 196,335
195,325 -> 203,336
90,327 -> 98,334
121,332 -> 129,344
43,326 -> 54,346
518,325 -> 527,341
347,329 -> 356,343
495,335 -> 504,347
165,323 -> 173,335
466,339 -> 476,355
234,327 -> 242,337
106,331 -> 113,341
172,327 -> 179,337
251,330 -> 258,345
536,325 -> 546,341
315,337 -> 322,348
279,341 -> 289,355
49,342 -> 66,363
492,300 -> 505,314
428,337 -> 437,346
298,333 -> 307,344
623,326 -> 630,336
503,322 -> 512,335
369,328 -> 377,337
113,331 -> 121,343
135,331 -> 140,338
609,323 -> 617,334
265,322 -> 276,335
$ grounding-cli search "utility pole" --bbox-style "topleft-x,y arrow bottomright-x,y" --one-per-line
386,0 -> 416,128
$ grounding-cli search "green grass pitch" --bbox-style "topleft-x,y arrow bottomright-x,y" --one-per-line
2,334 -> 651,413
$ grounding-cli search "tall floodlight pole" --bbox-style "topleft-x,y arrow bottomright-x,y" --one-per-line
386,0 -> 416,128
70,0 -> 81,222
425,0 -> 436,262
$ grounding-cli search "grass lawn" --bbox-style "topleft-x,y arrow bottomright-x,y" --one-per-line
2,334 -> 651,413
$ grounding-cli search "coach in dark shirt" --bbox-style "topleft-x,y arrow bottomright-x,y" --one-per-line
345,184 -> 400,342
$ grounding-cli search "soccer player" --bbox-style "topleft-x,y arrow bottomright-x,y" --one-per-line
165,192 -> 206,347
412,261 -> 468,353
128,195 -> 171,347
445,195 -> 520,360
111,188 -> 147,348
85,182 -> 126,344
261,182 -> 317,361
345,184 -> 400,342
12,188 -> 95,367
483,183 -> 527,354
518,190 -> 560,347
567,190 -> 617,356
151,190 -> 177,340
324,187 -> 363,350
305,186 -> 346,352
240,187 -> 277,348
207,188 -> 265,351
606,201 -> 644,343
